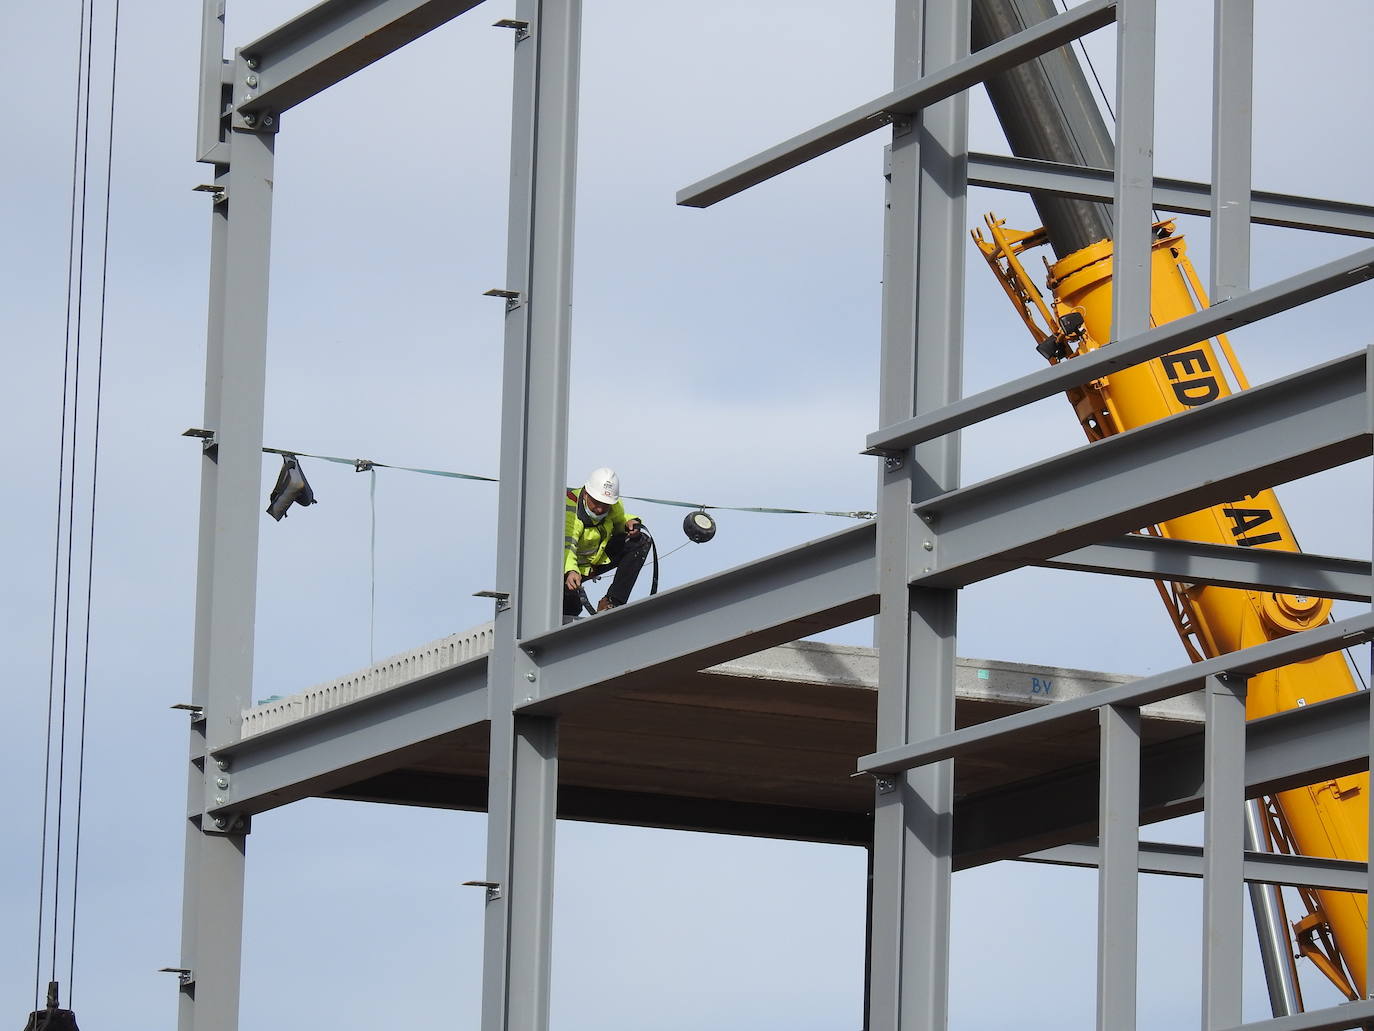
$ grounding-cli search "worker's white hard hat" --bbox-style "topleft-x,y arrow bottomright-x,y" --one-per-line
583,467 -> 620,505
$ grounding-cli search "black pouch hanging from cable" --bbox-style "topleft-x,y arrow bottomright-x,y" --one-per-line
22,982 -> 80,1031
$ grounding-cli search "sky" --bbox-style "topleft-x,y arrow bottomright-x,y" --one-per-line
4,1 -> 1373,1028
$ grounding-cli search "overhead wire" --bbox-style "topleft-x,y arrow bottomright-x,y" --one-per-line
66,0 -> 121,1004
34,0 -> 117,1012
37,0 -> 96,1009
262,445 -> 876,521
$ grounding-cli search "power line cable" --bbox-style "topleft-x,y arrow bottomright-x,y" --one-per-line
67,0 -> 121,1002
37,0 -> 95,1009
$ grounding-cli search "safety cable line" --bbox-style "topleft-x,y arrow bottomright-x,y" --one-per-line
36,0 -> 95,1009
261,446 -> 875,521
52,0 -> 100,989
67,0 -> 120,1003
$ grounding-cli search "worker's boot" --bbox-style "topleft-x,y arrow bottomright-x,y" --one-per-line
596,595 -> 614,613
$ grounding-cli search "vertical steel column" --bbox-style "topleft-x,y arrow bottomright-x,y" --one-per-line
1245,800 -> 1303,1016
481,3 -> 580,1030
178,109 -> 277,1031
1110,0 -> 1156,339
1208,0 -> 1253,300
869,1 -> 968,1028
1202,674 -> 1247,1030
1096,703 -> 1140,1031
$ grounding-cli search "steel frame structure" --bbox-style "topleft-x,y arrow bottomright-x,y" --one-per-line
181,1 -> 1374,1029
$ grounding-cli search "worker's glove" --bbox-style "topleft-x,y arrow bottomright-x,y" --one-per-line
565,570 -> 582,592
625,519 -> 642,535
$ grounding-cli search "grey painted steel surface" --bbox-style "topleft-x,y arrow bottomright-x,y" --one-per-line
861,610 -> 1374,775
966,152 -> 1374,239
1209,0 -> 1253,302
1202,675 -> 1247,1030
178,117 -> 277,1031
481,3 -> 581,1030
1215,999 -> 1374,1031
1096,704 -> 1140,1031
1023,840 -> 1369,895
971,0 -> 1114,256
955,689 -> 1372,871
1040,536 -> 1372,603
868,2 -> 969,1026
212,655 -> 488,815
1246,800 -> 1304,1016
1109,0 -> 1156,344
865,246 -> 1374,453
196,0 -> 229,163
235,0 -> 486,120
911,350 -> 1372,589
520,521 -> 877,708
675,0 -> 1116,210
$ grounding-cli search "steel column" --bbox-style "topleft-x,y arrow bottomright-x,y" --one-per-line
1208,0 -> 1253,300
178,120 -> 277,1031
1097,704 -> 1140,1031
1203,674 -> 1247,1029
1246,800 -> 1303,1016
1110,0 -> 1155,339
481,2 -> 580,1030
868,3 -> 968,1029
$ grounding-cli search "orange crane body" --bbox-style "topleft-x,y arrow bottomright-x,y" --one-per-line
976,215 -> 1369,998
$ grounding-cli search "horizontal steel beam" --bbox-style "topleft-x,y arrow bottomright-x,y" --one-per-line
519,521 -> 878,710
954,688 -> 1370,870
675,0 -> 1116,208
1039,535 -> 1372,602
861,611 -> 1374,776
237,0 -> 485,118
1022,841 -> 1369,894
969,152 -> 1374,239
913,350 -> 1370,588
865,260 -> 1374,454
1214,999 -> 1374,1031
208,655 -> 489,816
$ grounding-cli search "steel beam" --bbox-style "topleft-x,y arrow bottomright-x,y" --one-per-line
1208,0 -> 1254,301
1110,0 -> 1156,344
953,688 -> 1371,870
481,4 -> 580,1031
911,349 -> 1371,588
860,610 -> 1374,776
208,656 -> 488,816
1039,535 -> 1371,603
867,4 -> 969,1029
196,0 -> 230,163
235,0 -> 486,120
966,153 -> 1374,239
1202,674 -> 1246,1030
519,521 -> 876,709
1096,704 -> 1140,1031
178,124 -> 276,1031
1021,841 -> 1370,895
865,246 -> 1374,453
675,0 -> 1115,209
1214,999 -> 1374,1031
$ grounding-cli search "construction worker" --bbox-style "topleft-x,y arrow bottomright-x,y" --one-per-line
563,467 -> 649,617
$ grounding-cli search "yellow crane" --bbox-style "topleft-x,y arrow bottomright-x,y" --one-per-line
974,213 -> 1369,999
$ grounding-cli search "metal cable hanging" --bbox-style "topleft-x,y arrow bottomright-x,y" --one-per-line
28,0 -> 119,1025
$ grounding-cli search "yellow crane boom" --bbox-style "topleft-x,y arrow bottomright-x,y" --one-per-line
976,213 -> 1369,999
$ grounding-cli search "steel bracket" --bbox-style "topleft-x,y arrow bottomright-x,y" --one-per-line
463,879 -> 503,902
483,287 -> 524,312
474,588 -> 512,613
493,18 -> 530,41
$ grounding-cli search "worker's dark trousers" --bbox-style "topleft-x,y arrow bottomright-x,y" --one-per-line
562,531 -> 651,616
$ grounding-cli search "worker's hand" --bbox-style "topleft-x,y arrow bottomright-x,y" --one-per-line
564,570 -> 582,592
625,518 -> 641,535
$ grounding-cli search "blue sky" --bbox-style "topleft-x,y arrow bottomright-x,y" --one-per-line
4,1 -> 1373,1027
